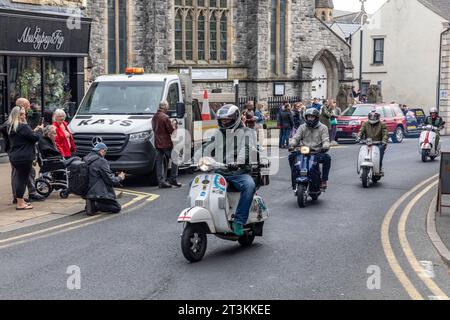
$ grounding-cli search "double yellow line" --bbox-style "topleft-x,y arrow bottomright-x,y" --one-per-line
0,189 -> 159,251
381,175 -> 449,300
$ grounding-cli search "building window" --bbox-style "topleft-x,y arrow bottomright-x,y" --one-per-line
271,0 -> 287,75
174,0 -> 229,63
108,0 -> 127,74
373,38 -> 384,64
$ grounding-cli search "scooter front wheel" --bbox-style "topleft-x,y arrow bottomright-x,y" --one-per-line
361,168 -> 371,189
297,184 -> 308,208
181,224 -> 208,263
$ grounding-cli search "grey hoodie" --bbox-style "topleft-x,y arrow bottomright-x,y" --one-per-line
289,123 -> 331,151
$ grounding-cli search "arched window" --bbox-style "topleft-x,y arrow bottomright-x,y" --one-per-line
174,0 -> 229,63
322,11 -> 326,21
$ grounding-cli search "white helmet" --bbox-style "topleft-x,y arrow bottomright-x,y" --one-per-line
368,110 -> 381,125
217,104 -> 241,132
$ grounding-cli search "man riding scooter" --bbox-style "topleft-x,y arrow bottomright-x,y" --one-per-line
202,105 -> 258,237
425,107 -> 445,153
289,108 -> 331,190
357,110 -> 389,174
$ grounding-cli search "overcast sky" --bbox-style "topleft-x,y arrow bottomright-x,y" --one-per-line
333,0 -> 388,14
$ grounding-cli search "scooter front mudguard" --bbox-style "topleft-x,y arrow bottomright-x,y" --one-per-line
178,207 -> 217,234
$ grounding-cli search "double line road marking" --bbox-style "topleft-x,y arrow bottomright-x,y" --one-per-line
381,174 -> 449,300
0,189 -> 159,250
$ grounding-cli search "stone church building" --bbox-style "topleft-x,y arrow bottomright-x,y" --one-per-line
88,0 -> 354,103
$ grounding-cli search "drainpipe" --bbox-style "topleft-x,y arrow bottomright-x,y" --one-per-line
437,25 -> 450,112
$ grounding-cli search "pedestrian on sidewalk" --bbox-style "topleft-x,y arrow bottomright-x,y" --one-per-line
7,107 -> 41,210
84,143 -> 125,216
14,98 -> 45,202
152,101 -> 181,189
52,109 -> 76,159
242,101 -> 256,129
277,103 -> 294,149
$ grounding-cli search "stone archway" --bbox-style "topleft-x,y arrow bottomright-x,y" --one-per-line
311,50 -> 339,100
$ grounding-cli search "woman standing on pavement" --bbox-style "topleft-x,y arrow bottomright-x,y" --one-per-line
52,109 -> 76,159
7,107 -> 41,210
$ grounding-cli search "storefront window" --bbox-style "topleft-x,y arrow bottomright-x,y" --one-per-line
8,57 -> 42,109
44,58 -> 72,112
0,56 -> 5,74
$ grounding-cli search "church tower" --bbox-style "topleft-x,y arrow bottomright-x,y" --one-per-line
315,0 -> 334,22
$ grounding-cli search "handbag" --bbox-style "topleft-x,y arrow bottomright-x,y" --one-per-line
331,118 -> 338,126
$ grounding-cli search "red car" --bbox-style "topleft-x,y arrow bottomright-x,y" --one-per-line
336,104 -> 407,143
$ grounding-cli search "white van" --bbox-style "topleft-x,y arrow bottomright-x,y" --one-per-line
69,68 -> 202,185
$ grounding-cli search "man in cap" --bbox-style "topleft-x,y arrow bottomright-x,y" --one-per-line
84,143 -> 126,216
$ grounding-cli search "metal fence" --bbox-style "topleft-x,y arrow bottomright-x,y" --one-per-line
267,96 -> 302,120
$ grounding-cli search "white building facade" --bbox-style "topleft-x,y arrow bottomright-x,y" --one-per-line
351,0 -> 450,114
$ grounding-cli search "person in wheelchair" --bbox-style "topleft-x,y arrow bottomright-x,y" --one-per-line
36,125 -> 69,193
201,104 -> 259,237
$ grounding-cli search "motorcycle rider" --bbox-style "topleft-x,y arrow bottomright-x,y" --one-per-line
357,110 -> 389,174
288,108 -> 331,190
201,105 -> 258,237
425,107 -> 445,153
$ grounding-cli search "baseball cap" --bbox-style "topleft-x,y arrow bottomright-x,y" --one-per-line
93,143 -> 108,152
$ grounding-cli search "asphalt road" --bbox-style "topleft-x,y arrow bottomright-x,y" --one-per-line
1,137 -> 449,300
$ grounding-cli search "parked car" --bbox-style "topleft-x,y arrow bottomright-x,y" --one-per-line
404,108 -> 426,137
336,104 -> 407,143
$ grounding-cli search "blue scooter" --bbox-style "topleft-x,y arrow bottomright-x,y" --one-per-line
290,146 -> 323,208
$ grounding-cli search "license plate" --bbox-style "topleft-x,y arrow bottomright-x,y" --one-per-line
337,128 -> 343,132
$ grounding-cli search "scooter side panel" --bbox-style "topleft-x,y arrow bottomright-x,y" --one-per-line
209,174 -> 233,233
357,146 -> 369,174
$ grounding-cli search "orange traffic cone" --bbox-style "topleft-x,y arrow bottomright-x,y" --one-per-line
201,90 -> 212,121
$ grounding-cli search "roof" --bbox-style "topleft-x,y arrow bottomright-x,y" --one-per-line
316,0 -> 334,9
417,0 -> 450,21
95,74 -> 180,83
331,22 -> 361,38
334,10 -> 355,18
334,12 -> 361,24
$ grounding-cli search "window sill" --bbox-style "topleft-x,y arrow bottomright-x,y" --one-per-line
371,63 -> 384,66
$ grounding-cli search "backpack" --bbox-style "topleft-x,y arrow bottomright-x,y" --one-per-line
66,157 -> 91,196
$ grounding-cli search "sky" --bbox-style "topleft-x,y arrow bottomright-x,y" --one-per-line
333,0 -> 389,14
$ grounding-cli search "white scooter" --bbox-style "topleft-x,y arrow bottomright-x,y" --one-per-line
419,125 -> 441,162
357,139 -> 384,188
178,157 -> 271,263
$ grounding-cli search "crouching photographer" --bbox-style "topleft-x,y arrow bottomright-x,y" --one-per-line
84,143 -> 125,216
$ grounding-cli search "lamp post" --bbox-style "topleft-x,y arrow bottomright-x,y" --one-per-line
359,0 -> 368,95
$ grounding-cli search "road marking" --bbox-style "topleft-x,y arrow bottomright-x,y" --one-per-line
381,174 -> 438,300
398,180 -> 449,300
0,190 -> 159,250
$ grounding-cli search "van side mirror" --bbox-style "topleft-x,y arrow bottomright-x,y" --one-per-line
176,102 -> 186,119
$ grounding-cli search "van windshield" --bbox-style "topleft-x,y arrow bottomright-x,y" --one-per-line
78,82 -> 164,115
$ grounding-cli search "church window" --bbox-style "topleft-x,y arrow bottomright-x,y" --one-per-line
175,0 -> 229,63
108,0 -> 128,74
271,0 -> 288,75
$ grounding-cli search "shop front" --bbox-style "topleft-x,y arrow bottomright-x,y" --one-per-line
0,7 -> 91,152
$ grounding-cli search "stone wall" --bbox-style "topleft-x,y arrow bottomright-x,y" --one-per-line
439,30 -> 450,135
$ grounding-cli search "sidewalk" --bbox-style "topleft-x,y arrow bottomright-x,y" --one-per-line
0,162 -> 86,233
428,196 -> 450,267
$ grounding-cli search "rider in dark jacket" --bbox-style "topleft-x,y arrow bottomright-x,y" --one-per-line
425,108 -> 445,152
84,143 -> 125,215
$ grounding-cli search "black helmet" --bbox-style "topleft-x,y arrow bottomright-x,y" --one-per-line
305,108 -> 320,128
217,104 -> 241,132
368,110 -> 381,125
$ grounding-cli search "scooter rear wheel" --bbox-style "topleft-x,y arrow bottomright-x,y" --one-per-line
422,150 -> 428,163
181,224 -> 208,263
238,234 -> 255,247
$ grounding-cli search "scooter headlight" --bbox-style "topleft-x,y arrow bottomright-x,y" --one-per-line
198,157 -> 215,172
300,146 -> 311,155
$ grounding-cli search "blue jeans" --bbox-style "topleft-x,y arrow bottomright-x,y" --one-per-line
279,128 -> 291,147
226,175 -> 256,226
288,152 -> 332,190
